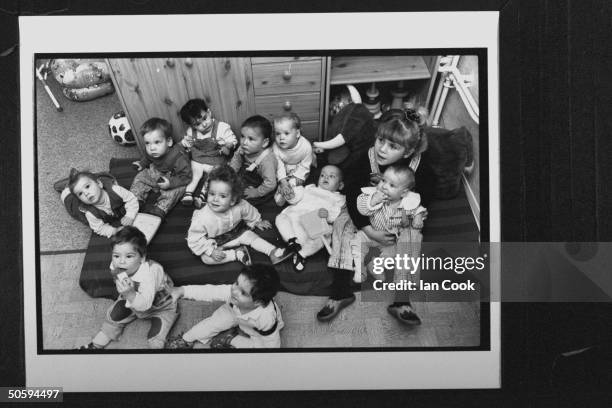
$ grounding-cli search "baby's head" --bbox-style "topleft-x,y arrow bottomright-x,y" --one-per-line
68,169 -> 105,206
180,98 -> 214,134
205,165 -> 244,213
374,108 -> 428,166
317,165 -> 344,192
378,164 -> 416,203
110,226 -> 147,277
140,118 -> 174,160
231,263 -> 280,309
273,112 -> 302,150
240,115 -> 272,155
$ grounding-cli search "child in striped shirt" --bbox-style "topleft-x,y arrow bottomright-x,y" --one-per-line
352,163 -> 427,283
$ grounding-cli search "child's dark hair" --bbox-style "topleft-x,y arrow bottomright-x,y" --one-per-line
67,168 -> 98,195
377,108 -> 428,155
207,164 -> 244,201
274,112 -> 301,130
241,263 -> 280,306
387,163 -> 416,190
110,226 -> 147,257
140,117 -> 173,141
180,98 -> 209,125
241,115 -> 272,142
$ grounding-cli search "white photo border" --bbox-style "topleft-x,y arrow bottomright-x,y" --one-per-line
21,12 -> 500,391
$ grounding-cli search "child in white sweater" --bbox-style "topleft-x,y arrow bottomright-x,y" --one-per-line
272,112 -> 313,206
187,165 -> 292,265
78,227 -> 178,349
167,263 -> 284,349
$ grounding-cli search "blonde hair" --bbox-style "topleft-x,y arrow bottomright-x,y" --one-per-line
376,107 -> 428,155
273,112 -> 301,130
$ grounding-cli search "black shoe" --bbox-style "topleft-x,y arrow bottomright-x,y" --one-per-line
387,304 -> 422,325
293,253 -> 306,272
77,342 -> 101,350
316,294 -> 356,322
286,237 -> 302,254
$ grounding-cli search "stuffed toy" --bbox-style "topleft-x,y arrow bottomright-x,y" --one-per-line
49,59 -> 114,101
422,126 -> 474,199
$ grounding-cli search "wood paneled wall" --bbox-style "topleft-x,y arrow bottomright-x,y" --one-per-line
107,58 -> 255,150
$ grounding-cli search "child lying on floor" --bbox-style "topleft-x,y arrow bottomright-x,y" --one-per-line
78,226 -> 178,349
167,263 -> 284,349
275,165 -> 346,271
60,168 -> 139,238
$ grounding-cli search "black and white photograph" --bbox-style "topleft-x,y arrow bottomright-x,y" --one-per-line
20,13 -> 501,391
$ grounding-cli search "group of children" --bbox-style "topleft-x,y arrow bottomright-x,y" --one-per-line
68,97 -> 427,350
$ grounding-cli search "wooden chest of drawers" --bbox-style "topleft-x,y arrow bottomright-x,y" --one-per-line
250,57 -> 326,142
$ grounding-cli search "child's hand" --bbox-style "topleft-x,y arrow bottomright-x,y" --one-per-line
244,186 -> 259,199
120,216 -> 135,226
371,190 -> 387,206
255,219 -> 272,231
157,176 -> 170,190
211,249 -> 227,262
132,161 -> 144,171
219,146 -> 232,156
318,208 -> 329,219
170,286 -> 184,303
279,183 -> 295,201
115,276 -> 135,296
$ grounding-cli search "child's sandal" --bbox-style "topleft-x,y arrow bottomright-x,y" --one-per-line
235,246 -> 252,266
181,192 -> 194,206
166,334 -> 195,349
209,327 -> 240,349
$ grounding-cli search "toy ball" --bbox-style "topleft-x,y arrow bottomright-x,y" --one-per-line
108,111 -> 135,146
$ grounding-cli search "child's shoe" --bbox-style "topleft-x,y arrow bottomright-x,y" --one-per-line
235,246 -> 252,266
194,191 -> 207,209
269,247 -> 293,265
286,237 -> 302,255
209,327 -> 241,349
387,304 -> 422,326
181,192 -> 194,206
293,253 -> 306,272
77,342 -> 103,350
166,334 -> 195,349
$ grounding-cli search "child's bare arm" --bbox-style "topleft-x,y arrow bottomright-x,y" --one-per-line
313,134 -> 346,152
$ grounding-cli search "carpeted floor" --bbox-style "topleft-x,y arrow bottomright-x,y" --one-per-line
35,59 -> 138,252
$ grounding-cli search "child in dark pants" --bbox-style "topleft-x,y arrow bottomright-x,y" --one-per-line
229,115 -> 277,206
78,226 -> 178,349
131,118 -> 192,218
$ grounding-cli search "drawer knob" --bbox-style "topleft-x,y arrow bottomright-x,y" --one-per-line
282,63 -> 292,81
283,100 -> 292,111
